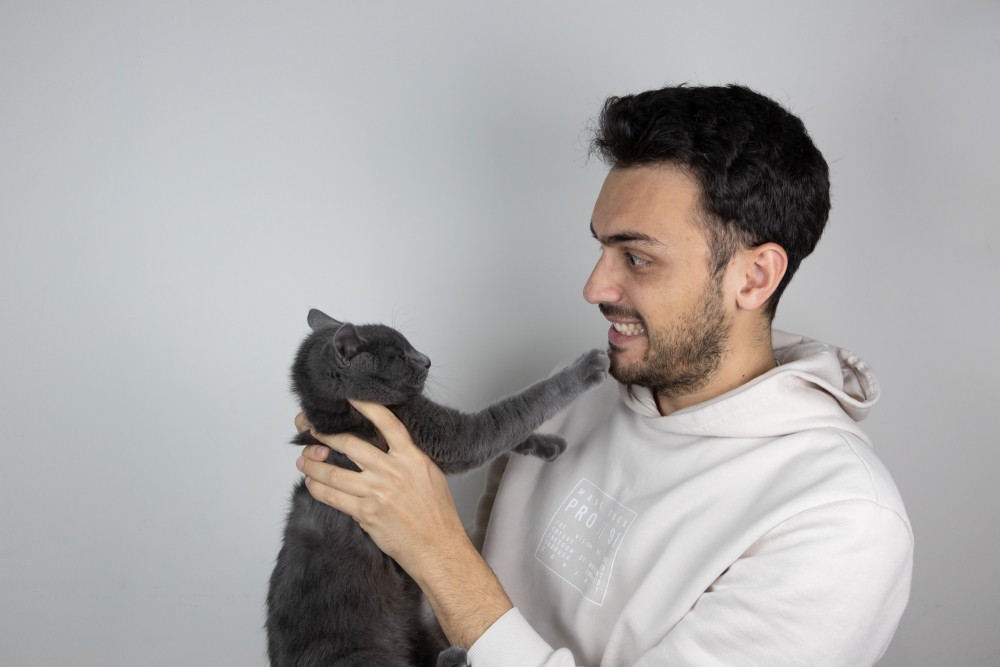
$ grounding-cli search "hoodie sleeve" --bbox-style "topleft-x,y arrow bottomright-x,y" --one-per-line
468,608 -> 578,667
470,499 -> 912,667
633,498 -> 913,667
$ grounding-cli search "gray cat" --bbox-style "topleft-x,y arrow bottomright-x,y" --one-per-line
266,309 -> 609,667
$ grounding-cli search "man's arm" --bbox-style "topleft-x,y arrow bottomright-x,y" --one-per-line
299,403 -> 581,666
296,400 -> 512,648
411,528 -> 513,649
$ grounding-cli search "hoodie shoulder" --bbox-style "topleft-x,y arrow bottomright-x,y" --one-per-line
759,424 -> 911,540
830,429 -> 912,536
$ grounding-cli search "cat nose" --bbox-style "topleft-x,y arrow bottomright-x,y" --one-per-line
411,352 -> 431,369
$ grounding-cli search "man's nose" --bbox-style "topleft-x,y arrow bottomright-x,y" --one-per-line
583,251 -> 623,304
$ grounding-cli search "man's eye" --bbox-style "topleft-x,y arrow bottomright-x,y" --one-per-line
627,253 -> 650,267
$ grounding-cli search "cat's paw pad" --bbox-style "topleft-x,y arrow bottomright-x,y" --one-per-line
574,348 -> 611,388
437,646 -> 469,667
514,433 -> 568,461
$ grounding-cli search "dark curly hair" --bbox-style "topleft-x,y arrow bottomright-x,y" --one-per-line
589,84 -> 830,320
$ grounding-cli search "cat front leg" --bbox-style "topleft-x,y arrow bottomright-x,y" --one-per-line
430,349 -> 609,473
436,646 -> 469,667
524,348 -> 611,412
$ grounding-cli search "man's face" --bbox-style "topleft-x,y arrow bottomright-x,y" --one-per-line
583,165 -> 732,397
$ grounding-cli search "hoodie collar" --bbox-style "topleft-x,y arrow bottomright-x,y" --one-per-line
618,330 -> 881,447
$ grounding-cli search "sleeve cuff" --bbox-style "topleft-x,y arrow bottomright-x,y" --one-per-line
468,607 -> 554,667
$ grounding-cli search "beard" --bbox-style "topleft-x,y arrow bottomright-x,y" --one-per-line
603,275 -> 732,399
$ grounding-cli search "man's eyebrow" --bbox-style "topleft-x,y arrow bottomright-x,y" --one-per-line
590,221 -> 663,246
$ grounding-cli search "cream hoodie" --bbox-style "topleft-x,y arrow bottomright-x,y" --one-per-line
468,331 -> 912,667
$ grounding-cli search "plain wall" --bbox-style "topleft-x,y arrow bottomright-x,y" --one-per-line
1,1 -> 997,665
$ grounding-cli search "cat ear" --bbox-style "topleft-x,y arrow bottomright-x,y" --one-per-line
333,323 -> 364,365
308,309 -> 343,332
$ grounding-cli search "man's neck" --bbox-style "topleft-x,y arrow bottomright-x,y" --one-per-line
654,328 -> 776,416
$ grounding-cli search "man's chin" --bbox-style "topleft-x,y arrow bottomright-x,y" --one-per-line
607,343 -> 645,384
608,337 -> 646,357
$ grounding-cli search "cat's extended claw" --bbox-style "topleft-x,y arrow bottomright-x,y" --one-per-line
437,646 -> 469,667
514,433 -> 568,461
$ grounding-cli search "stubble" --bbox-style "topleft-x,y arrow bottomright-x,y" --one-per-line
606,276 -> 732,399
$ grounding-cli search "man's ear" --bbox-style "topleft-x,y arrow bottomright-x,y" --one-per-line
735,243 -> 788,312
333,323 -> 363,366
308,309 -> 343,331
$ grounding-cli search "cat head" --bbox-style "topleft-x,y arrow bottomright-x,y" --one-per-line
293,309 -> 432,406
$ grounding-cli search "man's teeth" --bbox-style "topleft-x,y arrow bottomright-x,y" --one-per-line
613,322 -> 646,336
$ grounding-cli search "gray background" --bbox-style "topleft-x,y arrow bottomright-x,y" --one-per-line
1,1 -> 997,665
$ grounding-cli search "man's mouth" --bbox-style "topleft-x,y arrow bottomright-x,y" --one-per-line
600,304 -> 646,334
611,321 -> 646,337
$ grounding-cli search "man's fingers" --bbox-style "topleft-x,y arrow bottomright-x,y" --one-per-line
295,411 -> 313,433
348,400 -> 415,454
301,444 -> 330,462
308,430 -> 382,470
300,457 -> 369,498
303,475 -> 363,519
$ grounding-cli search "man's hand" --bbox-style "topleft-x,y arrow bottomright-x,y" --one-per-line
296,401 -> 463,571
294,402 -> 513,648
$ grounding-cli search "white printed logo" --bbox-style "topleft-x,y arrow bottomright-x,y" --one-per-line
533,477 -> 637,606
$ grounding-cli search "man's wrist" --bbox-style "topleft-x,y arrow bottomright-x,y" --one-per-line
413,531 -> 513,649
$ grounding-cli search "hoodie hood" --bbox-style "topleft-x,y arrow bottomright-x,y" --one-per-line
618,330 -> 881,447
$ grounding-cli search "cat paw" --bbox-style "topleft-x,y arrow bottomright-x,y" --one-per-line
436,646 -> 469,667
573,348 -> 611,389
514,433 -> 568,461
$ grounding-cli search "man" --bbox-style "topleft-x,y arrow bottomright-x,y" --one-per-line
296,84 -> 913,666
